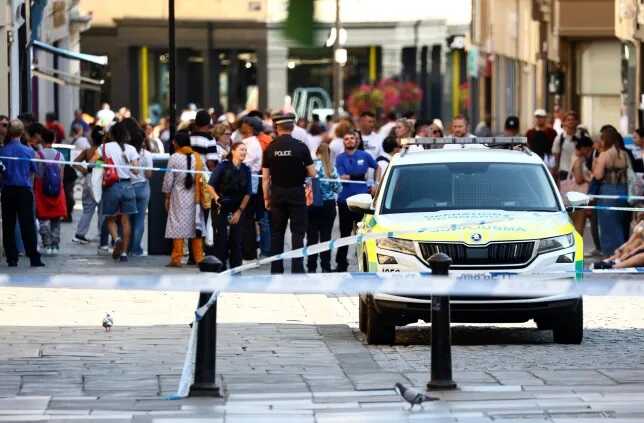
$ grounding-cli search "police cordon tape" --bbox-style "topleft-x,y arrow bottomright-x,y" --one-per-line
0,155 -> 370,184
587,194 -> 644,202
573,205 -> 644,212
2,270 -> 644,296
5,154 -> 644,209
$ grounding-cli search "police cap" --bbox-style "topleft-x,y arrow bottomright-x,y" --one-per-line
272,112 -> 296,126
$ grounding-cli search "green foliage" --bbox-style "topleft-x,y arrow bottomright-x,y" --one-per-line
285,0 -> 315,46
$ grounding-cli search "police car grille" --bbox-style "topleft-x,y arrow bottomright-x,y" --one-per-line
419,242 -> 535,266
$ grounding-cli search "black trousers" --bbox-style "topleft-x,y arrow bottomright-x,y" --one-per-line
306,200 -> 336,272
63,179 -> 75,222
213,205 -> 242,270
336,201 -> 363,271
270,185 -> 307,274
1,187 -> 41,264
241,193 -> 259,260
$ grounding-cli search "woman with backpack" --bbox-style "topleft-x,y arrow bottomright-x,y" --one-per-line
163,132 -> 209,267
208,142 -> 252,270
306,142 -> 342,273
93,121 -> 140,262
34,129 -> 67,255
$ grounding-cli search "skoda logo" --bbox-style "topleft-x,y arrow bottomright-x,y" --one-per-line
470,233 -> 483,242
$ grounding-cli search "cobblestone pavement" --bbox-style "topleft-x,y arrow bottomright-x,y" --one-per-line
1,211 -> 644,421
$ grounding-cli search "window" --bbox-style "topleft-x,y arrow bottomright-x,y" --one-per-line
382,162 -> 559,214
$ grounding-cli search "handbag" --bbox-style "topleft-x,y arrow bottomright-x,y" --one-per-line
559,173 -> 578,196
305,180 -> 313,207
560,159 -> 588,196
101,144 -> 119,188
195,154 -> 213,210
311,177 -> 323,207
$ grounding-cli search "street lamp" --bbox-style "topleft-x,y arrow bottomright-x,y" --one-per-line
331,0 -> 344,119
168,0 -> 176,144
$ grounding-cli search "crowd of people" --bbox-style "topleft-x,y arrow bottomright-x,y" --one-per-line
0,102 -> 642,270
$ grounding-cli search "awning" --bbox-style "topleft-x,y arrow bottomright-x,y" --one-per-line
32,40 -> 108,66
32,66 -> 103,92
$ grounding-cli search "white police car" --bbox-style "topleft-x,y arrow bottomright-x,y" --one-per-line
347,137 -> 585,345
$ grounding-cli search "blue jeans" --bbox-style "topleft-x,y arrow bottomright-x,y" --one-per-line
129,182 -> 150,255
258,211 -> 271,256
75,181 -> 98,237
597,183 -> 629,256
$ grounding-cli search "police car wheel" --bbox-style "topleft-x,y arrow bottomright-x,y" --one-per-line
365,298 -> 396,345
552,299 -> 584,345
359,296 -> 368,333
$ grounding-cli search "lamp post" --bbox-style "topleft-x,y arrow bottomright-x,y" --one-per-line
332,0 -> 343,118
168,0 -> 176,143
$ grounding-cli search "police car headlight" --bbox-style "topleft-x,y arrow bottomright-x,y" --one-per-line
376,238 -> 415,255
537,234 -> 574,254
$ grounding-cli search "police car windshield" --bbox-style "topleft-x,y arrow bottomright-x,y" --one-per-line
381,162 -> 560,214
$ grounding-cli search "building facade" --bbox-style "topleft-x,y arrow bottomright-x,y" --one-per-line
472,0 -> 633,135
78,0 -> 470,123
1,0 -> 99,131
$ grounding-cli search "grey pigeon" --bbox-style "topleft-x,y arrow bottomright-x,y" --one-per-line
102,313 -> 113,332
394,382 -> 438,409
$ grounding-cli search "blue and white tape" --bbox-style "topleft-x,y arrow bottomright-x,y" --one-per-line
588,194 -> 644,202
573,205 -> 644,212
1,270 -> 643,296
0,155 -> 368,185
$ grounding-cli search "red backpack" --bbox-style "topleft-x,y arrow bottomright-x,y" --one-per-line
102,144 -> 119,188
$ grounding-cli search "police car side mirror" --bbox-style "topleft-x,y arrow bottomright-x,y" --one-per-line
565,191 -> 590,207
347,193 -> 375,214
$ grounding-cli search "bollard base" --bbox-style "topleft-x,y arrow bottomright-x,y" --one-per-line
427,380 -> 458,391
189,383 -> 222,397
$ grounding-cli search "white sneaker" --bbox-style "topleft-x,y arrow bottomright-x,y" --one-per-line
97,245 -> 111,256
52,247 -> 59,255
44,247 -> 53,256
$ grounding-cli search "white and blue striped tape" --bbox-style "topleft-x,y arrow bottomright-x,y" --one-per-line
588,194 -> 644,202
0,270 -> 643,296
0,154 -> 369,184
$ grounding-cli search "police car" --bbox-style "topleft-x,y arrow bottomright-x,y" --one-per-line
347,137 -> 585,345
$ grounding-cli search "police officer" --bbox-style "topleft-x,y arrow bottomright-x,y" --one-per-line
262,112 -> 316,274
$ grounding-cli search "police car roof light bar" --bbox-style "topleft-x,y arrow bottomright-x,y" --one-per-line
401,137 -> 528,147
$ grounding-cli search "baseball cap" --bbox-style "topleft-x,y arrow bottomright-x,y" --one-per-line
505,116 -> 519,130
195,110 -> 212,127
241,116 -> 263,134
534,109 -> 547,117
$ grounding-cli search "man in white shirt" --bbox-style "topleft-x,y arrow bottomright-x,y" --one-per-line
450,115 -> 475,138
291,124 -> 309,144
378,112 -> 397,139
240,116 -> 263,173
358,111 -> 383,159
552,111 -> 583,181
96,103 -> 116,128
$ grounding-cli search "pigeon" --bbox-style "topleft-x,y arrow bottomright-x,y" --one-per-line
394,382 -> 438,410
102,313 -> 113,332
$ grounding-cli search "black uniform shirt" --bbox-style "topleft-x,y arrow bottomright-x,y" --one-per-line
262,135 -> 313,188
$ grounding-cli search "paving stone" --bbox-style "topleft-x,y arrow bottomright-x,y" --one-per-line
0,397 -> 50,411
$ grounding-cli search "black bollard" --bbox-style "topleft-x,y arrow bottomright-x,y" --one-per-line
427,252 -> 457,391
190,256 -> 223,397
